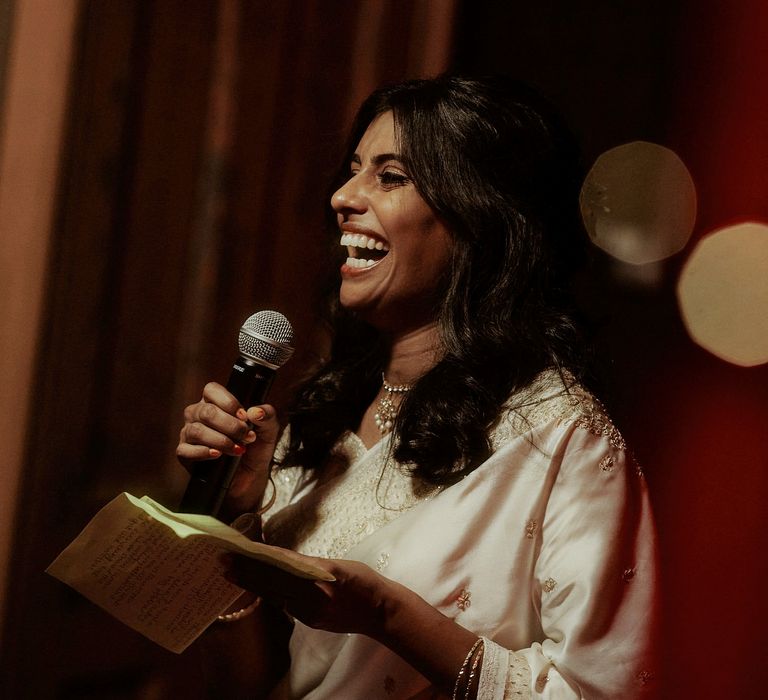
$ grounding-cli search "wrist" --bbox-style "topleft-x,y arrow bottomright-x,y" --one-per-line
374,581 -> 481,696
375,579 -> 449,648
230,512 -> 263,541
221,472 -> 276,525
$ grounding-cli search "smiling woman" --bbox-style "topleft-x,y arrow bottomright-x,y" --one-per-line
333,111 -> 454,332
176,75 -> 658,699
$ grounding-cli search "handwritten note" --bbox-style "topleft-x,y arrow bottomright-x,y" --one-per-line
47,493 -> 332,653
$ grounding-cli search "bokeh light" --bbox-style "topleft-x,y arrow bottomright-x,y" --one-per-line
677,222 -> 768,367
580,141 -> 697,265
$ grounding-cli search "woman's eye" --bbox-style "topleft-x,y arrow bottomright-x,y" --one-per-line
378,170 -> 409,187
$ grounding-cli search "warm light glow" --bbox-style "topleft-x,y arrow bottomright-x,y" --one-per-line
677,222 -> 768,367
580,142 -> 697,265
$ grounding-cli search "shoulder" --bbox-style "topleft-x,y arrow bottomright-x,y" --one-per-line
490,369 -> 627,454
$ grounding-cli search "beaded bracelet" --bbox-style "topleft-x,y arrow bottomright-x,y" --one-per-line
452,637 -> 484,700
228,475 -> 277,539
217,478 -> 276,623
217,596 -> 261,623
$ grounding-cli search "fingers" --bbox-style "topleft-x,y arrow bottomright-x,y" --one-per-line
238,404 -> 281,473
222,556 -> 324,609
201,381 -> 243,414
220,553 -> 388,636
177,382 -> 258,467
176,420 -> 252,461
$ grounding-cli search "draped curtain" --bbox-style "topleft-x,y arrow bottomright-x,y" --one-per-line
0,1 -> 455,695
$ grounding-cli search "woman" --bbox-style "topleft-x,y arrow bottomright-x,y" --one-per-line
177,75 -> 658,699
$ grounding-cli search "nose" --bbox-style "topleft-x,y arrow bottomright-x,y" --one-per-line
331,175 -> 366,215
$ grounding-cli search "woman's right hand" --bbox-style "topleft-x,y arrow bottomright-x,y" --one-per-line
176,382 -> 281,514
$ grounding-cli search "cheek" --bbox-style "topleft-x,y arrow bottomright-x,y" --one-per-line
402,231 -> 453,297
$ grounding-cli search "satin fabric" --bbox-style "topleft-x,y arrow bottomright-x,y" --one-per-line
263,373 -> 658,699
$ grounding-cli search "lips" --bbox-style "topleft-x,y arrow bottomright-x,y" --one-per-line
339,232 -> 390,269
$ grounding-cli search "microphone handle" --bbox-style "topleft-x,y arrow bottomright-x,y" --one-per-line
179,357 -> 275,517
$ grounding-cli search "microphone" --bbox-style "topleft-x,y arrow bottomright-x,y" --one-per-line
179,310 -> 294,516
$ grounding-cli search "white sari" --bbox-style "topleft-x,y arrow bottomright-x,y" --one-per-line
262,371 -> 658,699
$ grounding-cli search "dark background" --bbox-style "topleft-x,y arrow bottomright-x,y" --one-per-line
2,1 -> 767,698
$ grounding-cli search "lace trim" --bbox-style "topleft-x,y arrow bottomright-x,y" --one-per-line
490,369 -> 626,452
504,651 -> 532,699
263,433 -> 439,558
566,402 -> 626,450
266,427 -> 306,516
478,638 -> 532,700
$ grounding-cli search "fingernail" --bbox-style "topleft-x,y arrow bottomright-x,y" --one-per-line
209,448 -> 222,458
251,407 -> 266,421
236,408 -> 247,421
233,444 -> 246,455
245,430 -> 257,443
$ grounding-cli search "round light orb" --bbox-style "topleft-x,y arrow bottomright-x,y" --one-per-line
677,222 -> 768,367
580,141 -> 697,265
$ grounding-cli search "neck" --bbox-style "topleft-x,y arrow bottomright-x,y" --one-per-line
382,322 -> 442,385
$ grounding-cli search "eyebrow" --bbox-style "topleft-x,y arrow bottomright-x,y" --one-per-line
350,152 -> 404,166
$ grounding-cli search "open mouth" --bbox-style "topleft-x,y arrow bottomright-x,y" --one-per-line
340,233 -> 390,269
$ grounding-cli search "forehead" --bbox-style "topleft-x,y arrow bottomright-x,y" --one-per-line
354,111 -> 396,159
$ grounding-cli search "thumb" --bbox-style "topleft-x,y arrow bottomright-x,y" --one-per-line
228,404 -> 280,497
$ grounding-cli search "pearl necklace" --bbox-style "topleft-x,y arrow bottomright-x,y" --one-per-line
373,373 -> 412,434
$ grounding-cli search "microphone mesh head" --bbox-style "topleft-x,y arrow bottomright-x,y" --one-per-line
238,310 -> 294,368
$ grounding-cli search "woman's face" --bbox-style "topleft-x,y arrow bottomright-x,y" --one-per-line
331,111 -> 453,331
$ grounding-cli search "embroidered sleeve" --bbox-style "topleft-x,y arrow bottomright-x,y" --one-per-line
521,427 -> 658,698
477,638 -> 531,700
483,405 -> 657,699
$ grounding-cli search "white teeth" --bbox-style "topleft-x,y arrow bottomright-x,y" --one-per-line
339,232 -> 390,252
345,257 -> 378,268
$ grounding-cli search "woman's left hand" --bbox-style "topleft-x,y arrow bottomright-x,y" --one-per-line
222,549 -> 482,698
222,551 -> 393,639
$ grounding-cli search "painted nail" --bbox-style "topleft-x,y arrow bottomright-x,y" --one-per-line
236,408 -> 247,421
233,444 -> 246,455
245,430 -> 257,443
209,448 -> 222,458
250,407 -> 266,421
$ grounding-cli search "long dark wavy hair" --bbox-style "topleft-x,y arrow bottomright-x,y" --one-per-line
280,75 -> 588,485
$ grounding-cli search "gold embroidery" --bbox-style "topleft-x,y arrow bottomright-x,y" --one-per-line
525,519 -> 538,538
599,455 -> 615,472
488,370 -> 627,454
456,588 -> 472,611
542,578 -> 557,593
375,552 -> 390,571
571,403 -> 626,451
637,670 -> 653,685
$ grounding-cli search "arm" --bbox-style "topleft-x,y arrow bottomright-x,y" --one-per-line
224,553 -> 485,699
224,426 -> 658,699
176,382 -> 286,695
509,432 -> 659,699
